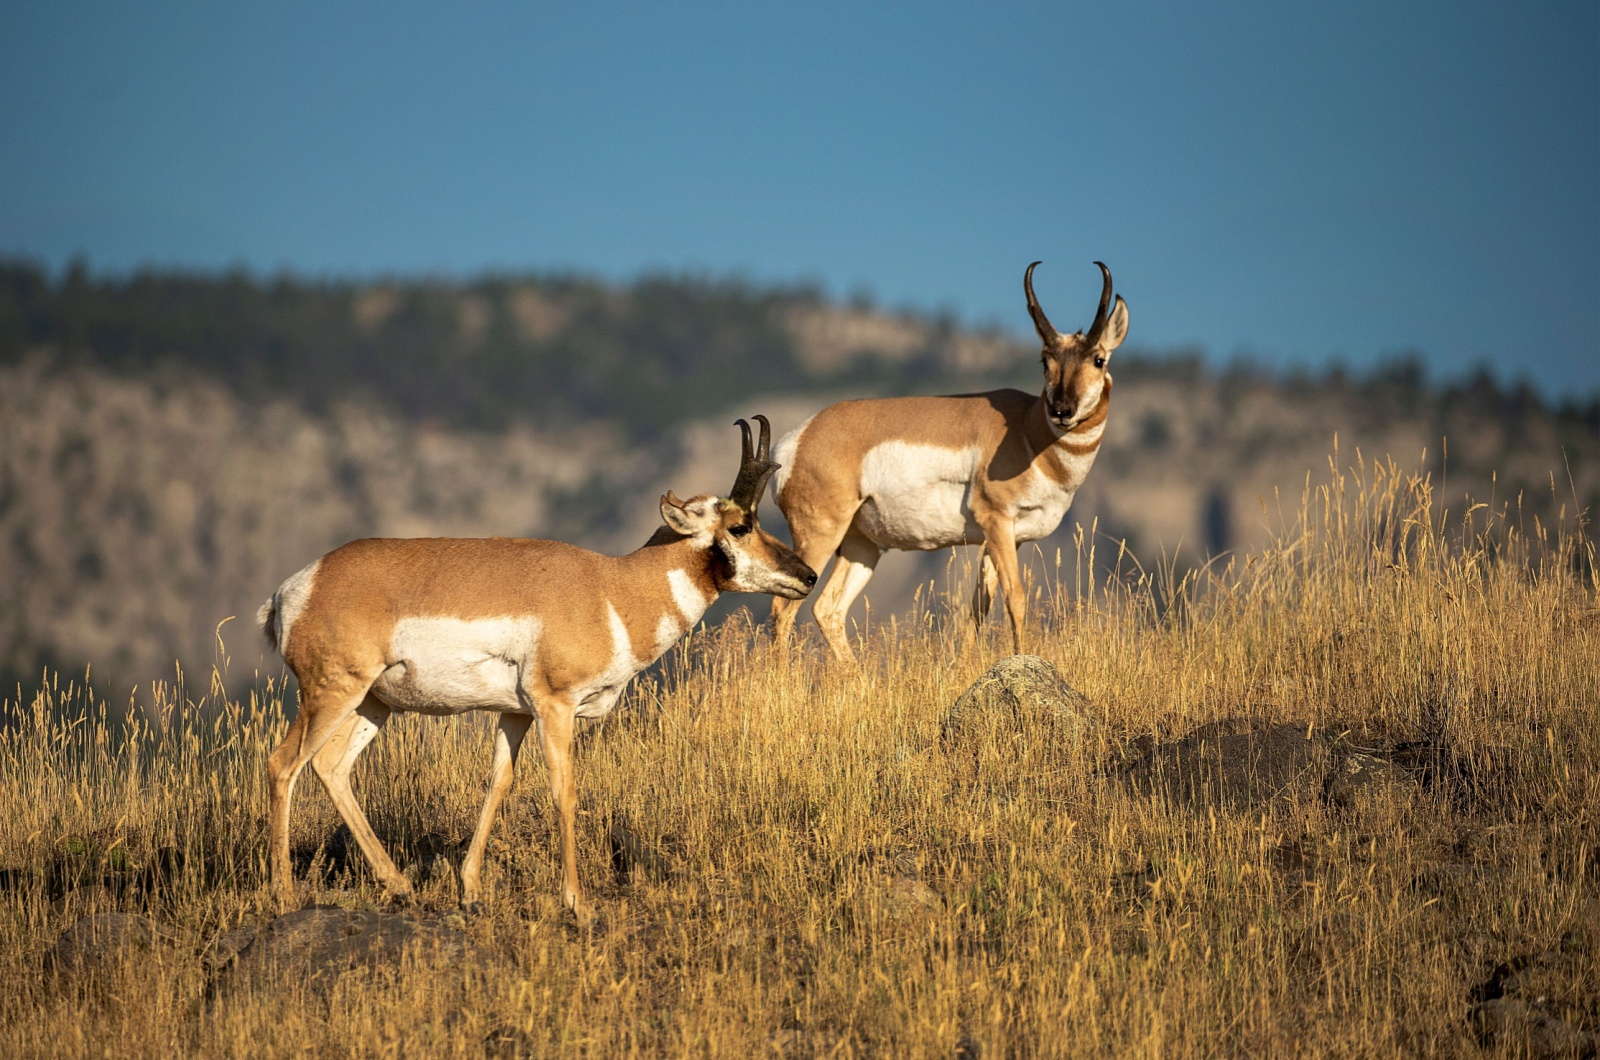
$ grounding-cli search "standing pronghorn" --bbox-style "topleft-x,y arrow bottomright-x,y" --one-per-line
771,262 -> 1128,661
258,418 -> 814,921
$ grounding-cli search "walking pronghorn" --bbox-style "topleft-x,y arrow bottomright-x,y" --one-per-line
258,418 -> 815,921
770,262 -> 1128,661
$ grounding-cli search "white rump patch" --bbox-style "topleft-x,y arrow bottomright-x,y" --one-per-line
770,417 -> 813,502
371,616 -> 542,715
855,442 -> 983,551
270,559 -> 322,656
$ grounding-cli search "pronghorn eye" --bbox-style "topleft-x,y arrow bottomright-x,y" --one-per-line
728,523 -> 752,538
1094,355 -> 1107,369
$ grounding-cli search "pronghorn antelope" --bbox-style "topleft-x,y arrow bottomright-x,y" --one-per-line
770,262 -> 1128,661
257,418 -> 815,921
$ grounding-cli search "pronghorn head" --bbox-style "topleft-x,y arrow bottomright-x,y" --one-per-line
1025,261 -> 1130,432
658,415 -> 818,599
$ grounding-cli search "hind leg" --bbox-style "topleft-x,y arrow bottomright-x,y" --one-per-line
812,528 -> 881,663
266,669 -> 382,907
309,697 -> 411,896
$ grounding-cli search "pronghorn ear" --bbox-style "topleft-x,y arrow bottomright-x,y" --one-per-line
660,492 -> 714,536
1098,296 -> 1129,354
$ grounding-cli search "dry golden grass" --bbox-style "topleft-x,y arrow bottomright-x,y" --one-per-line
0,452 -> 1596,1058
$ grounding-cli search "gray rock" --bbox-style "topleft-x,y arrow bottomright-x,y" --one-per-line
1325,751 -> 1409,808
226,906 -> 490,985
943,655 -> 1098,745
881,875 -> 942,920
1472,997 -> 1596,1058
45,912 -> 182,985
1119,718 -> 1330,809
201,922 -> 261,974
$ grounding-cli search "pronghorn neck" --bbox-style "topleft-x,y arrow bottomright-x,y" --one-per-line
621,534 -> 720,626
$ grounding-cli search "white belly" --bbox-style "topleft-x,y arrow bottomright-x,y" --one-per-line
371,616 -> 542,715
854,441 -> 983,550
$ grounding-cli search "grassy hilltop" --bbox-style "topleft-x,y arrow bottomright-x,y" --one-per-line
0,460 -> 1595,1057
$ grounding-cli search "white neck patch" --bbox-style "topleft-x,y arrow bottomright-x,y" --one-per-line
667,568 -> 711,626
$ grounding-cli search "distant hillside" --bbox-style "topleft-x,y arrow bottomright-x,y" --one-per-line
1,260 -> 1596,694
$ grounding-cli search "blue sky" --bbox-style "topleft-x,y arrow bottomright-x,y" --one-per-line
3,1 -> 1596,395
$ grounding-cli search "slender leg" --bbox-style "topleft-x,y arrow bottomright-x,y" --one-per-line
266,671 -> 379,907
458,711 -> 534,911
772,510 -> 855,647
978,521 -> 1028,654
534,700 -> 591,923
812,528 -> 881,663
970,551 -> 1000,628
309,697 -> 410,895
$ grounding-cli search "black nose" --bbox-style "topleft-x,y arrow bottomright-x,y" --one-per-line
803,570 -> 818,589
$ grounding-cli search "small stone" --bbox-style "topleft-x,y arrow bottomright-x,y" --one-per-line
880,875 -> 942,922
1325,752 -> 1407,808
944,655 -> 1098,745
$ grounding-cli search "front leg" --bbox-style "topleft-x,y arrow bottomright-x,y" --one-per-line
978,518 -> 1027,654
535,700 -> 593,924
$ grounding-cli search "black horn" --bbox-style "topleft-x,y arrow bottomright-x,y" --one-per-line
1023,261 -> 1060,345
1084,261 -> 1114,345
729,414 -> 779,512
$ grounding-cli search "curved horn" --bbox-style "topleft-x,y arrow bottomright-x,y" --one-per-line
729,416 -> 780,512
754,413 -> 772,461
1023,261 -> 1060,345
1085,261 -> 1114,345
738,417 -> 754,464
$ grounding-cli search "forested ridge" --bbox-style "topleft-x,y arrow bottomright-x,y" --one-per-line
0,261 -> 946,437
